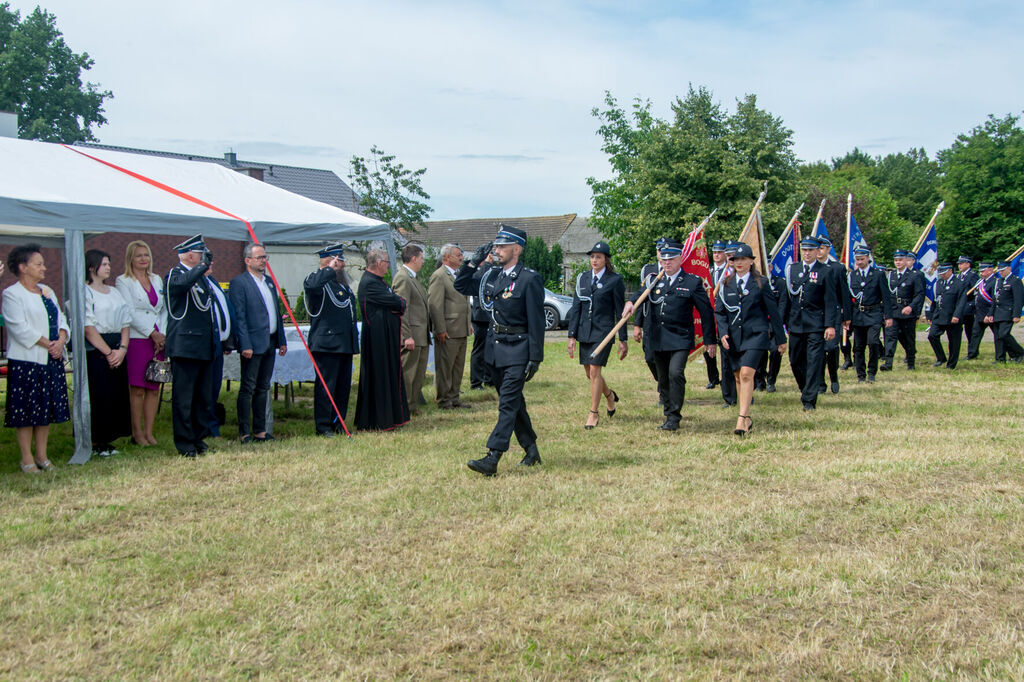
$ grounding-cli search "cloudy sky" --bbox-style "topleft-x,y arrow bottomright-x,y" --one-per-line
17,0 -> 1023,219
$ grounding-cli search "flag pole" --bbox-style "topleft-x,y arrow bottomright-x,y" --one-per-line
811,198 -> 826,239
590,208 -> 717,359
844,194 -> 853,271
718,182 -> 768,298
770,203 -> 804,258
913,200 -> 945,253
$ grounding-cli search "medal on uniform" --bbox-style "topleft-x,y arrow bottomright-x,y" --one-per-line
502,281 -> 515,299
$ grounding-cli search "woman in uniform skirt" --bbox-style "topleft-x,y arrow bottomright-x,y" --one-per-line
715,244 -> 787,436
566,241 -> 628,429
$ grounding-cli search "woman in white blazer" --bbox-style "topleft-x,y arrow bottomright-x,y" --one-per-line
114,240 -> 168,446
3,244 -> 70,473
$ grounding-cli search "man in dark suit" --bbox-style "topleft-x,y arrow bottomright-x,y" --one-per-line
989,260 -> 1024,363
623,237 -> 717,431
956,255 -> 980,357
704,241 -> 727,391
848,248 -> 893,382
468,257 -> 493,390
781,236 -> 839,411
304,244 -> 359,437
228,243 -> 287,443
927,263 -> 968,369
204,253 -> 234,438
455,225 -> 545,475
881,250 -> 926,371
165,235 -> 217,457
968,262 -> 998,360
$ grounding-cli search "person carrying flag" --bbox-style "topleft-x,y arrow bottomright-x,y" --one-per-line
816,236 -> 851,394
956,256 -> 980,358
926,263 -> 968,369
989,260 -> 1024,363
848,247 -> 893,382
881,250 -> 926,371
968,262 -> 998,360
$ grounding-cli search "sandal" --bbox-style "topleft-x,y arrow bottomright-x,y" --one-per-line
734,415 -> 753,437
21,463 -> 41,474
34,460 -> 56,471
606,389 -> 619,417
584,409 -> 600,430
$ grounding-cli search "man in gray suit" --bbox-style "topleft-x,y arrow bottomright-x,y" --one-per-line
428,243 -> 473,409
392,243 -> 430,414
229,243 -> 287,443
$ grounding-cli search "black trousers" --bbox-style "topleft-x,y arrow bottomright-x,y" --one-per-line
207,347 -> 224,437
704,348 -> 719,385
767,349 -> 782,385
886,318 -> 918,367
789,332 -> 825,407
719,346 -> 736,404
928,322 -> 962,368
852,323 -> 883,378
469,321 -> 490,388
961,313 -> 976,354
238,346 -> 276,436
994,321 -> 1024,361
170,357 -> 213,452
653,349 -> 689,423
883,320 -> 899,361
313,352 -> 353,433
968,318 -> 993,359
486,363 -> 537,452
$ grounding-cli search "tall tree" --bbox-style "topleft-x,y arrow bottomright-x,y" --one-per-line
348,145 -> 432,234
0,3 -> 112,142
938,114 -> 1024,263
870,148 -> 941,227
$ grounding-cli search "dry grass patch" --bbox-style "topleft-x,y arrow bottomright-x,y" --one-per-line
2,339 -> 1024,678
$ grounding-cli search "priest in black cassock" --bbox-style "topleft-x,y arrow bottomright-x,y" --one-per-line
355,249 -> 410,431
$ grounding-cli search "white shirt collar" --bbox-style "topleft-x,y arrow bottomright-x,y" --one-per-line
503,264 -> 516,276
402,264 -> 417,278
444,264 -> 456,276
591,267 -> 606,281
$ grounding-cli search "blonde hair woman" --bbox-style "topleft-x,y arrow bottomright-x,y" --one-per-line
114,240 -> 167,446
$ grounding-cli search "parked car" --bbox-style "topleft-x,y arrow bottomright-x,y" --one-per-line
544,288 -> 573,331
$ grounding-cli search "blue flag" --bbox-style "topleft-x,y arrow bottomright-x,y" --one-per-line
812,217 -> 837,260
770,220 -> 800,279
913,223 -> 939,303
1011,248 -> 1024,315
845,215 -> 870,270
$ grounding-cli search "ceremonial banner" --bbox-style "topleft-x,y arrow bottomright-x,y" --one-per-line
1010,244 -> 1024,315
681,221 -> 712,355
844,216 -> 871,269
913,223 -> 939,304
770,217 -> 801,279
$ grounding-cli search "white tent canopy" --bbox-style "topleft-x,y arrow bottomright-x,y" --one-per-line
0,137 -> 392,462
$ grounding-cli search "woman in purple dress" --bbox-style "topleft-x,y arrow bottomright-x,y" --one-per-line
115,240 -> 167,446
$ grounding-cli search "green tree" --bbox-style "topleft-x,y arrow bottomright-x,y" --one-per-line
937,114 -> 1024,263
870,148 -> 941,227
349,145 -> 432,233
831,147 -> 876,171
520,236 -> 563,290
587,87 -> 798,275
0,3 -> 112,142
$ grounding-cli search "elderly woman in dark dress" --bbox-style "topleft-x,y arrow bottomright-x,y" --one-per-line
566,241 -> 628,429
2,245 -> 70,473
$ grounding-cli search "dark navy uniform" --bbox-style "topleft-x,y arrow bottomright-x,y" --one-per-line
714,273 -> 785,369
956,262 -> 980,356
455,233 -> 545,466
927,269 -> 968,368
165,237 -> 217,456
968,270 -> 998,359
992,270 -> 1024,362
566,268 -> 626,366
781,259 -> 839,409
632,266 -> 716,429
709,260 -> 736,405
821,258 -> 852,393
848,264 -> 893,380
468,282 -> 492,389
756,275 -> 787,391
883,267 -> 926,369
304,258 -> 359,435
632,263 -> 662,382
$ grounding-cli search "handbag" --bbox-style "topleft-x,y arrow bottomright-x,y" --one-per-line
145,357 -> 172,384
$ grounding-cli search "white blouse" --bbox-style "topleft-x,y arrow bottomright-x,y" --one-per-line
2,282 -> 70,365
84,286 -> 132,334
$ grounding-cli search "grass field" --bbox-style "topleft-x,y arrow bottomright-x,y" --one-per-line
2,336 -> 1024,679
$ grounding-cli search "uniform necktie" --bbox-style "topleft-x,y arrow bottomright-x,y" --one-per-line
592,274 -> 598,289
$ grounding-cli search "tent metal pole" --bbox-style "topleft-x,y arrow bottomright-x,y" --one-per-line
65,228 -> 93,464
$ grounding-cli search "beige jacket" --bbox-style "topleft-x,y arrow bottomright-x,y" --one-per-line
428,265 -> 472,338
392,265 -> 430,346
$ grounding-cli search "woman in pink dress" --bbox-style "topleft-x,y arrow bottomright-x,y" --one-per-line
115,240 -> 167,446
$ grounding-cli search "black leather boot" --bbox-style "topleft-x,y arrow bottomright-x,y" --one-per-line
518,443 -> 542,466
468,450 -> 503,476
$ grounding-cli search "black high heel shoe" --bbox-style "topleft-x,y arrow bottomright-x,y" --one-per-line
734,415 -> 753,436
607,390 -> 619,417
584,410 -> 600,430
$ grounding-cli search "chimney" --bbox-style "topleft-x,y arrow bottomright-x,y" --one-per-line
224,149 -> 238,166
0,111 -> 17,138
